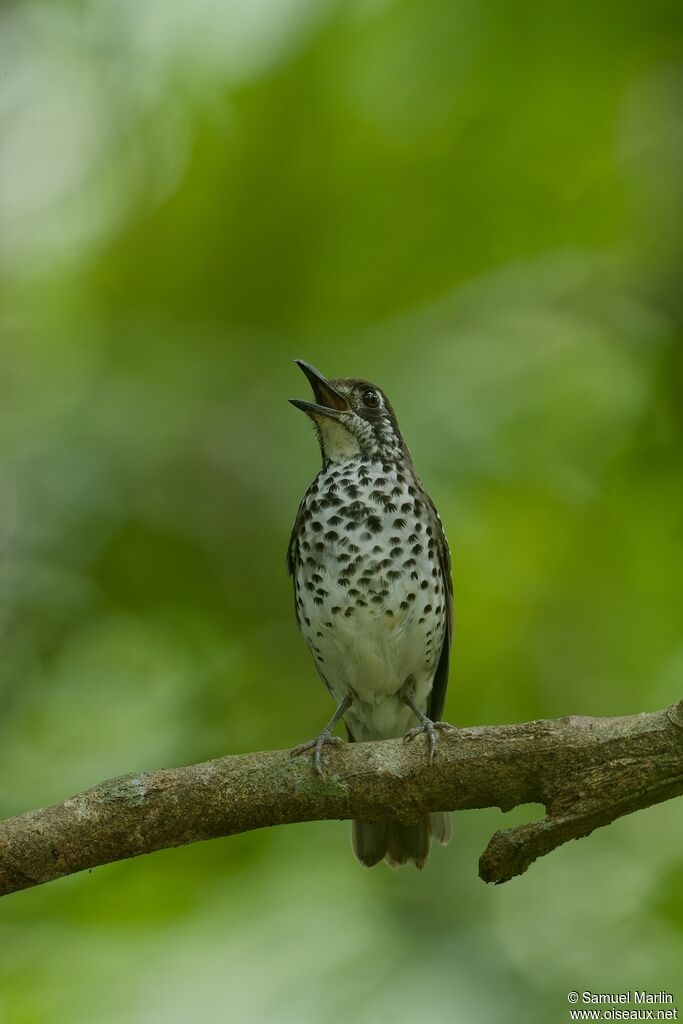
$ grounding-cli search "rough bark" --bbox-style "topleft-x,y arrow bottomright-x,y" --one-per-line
1,701 -> 681,897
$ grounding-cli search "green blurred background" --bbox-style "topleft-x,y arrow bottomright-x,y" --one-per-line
1,0 -> 682,1020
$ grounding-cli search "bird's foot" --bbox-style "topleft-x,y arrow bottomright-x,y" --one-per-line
291,731 -> 345,775
403,719 -> 455,761
291,695 -> 352,774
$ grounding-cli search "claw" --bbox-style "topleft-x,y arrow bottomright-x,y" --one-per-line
291,732 -> 345,775
291,695 -> 352,774
403,720 -> 455,761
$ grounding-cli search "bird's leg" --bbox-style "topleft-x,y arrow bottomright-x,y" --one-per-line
291,695 -> 353,775
400,683 -> 455,762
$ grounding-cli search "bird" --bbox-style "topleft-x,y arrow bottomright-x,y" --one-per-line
287,359 -> 454,868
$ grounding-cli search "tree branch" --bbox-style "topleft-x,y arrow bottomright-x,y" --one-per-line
1,701 -> 682,896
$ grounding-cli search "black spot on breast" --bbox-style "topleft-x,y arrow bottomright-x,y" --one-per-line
401,502 -> 412,514
412,544 -> 423,556
385,609 -> 394,617
393,518 -> 406,529
311,520 -> 322,532
389,546 -> 402,558
367,514 -> 383,533
344,607 -> 355,617
420,580 -> 428,590
338,577 -> 350,588
313,597 -> 323,606
331,606 -> 341,614
387,570 -> 401,581
410,571 -> 419,581
346,521 -> 359,531
341,501 -> 365,518
403,557 -> 416,568
424,604 -> 433,613
329,515 -> 342,526
360,531 -> 372,541
391,486 -> 402,497
372,544 -> 382,554
338,553 -> 350,563
371,595 -> 384,605
315,543 -> 324,552
400,600 -> 409,611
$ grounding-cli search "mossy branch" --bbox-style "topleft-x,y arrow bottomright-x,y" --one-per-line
1,701 -> 682,896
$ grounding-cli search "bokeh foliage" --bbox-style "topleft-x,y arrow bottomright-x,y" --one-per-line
1,0 -> 682,1021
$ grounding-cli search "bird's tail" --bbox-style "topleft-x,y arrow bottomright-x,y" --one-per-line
351,813 -> 451,869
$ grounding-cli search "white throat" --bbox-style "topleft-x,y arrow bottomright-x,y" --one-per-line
318,418 -> 363,462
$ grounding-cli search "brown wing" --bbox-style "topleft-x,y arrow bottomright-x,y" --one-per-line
287,489 -> 337,702
425,498 -> 453,723
286,504 -> 302,579
286,498 -> 306,629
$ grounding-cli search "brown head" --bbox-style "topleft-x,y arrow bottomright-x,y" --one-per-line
290,360 -> 411,465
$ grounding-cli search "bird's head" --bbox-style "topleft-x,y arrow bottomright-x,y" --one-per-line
290,359 -> 409,464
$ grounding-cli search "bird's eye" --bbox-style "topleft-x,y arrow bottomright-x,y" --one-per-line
362,389 -> 381,409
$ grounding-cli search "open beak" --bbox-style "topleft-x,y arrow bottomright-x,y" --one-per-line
290,359 -> 350,420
